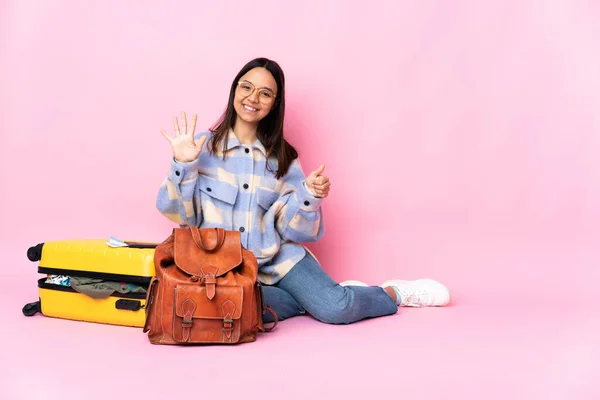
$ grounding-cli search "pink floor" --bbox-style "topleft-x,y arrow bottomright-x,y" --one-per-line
1,237 -> 599,400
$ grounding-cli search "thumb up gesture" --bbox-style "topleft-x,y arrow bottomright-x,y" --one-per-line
306,164 -> 331,198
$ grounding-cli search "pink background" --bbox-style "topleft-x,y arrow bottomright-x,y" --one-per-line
1,1 -> 599,399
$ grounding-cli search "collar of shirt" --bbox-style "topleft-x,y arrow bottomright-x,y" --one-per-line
223,128 -> 267,157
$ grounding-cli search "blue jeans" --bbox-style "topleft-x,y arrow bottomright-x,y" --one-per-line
261,252 -> 398,325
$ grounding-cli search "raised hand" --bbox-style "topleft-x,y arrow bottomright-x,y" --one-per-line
161,112 -> 207,163
306,164 -> 331,198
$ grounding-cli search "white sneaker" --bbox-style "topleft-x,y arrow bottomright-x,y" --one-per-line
339,280 -> 368,287
381,279 -> 450,307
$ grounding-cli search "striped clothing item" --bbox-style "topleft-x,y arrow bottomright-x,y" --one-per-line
155,129 -> 325,284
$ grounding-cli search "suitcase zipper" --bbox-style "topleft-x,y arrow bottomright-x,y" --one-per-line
37,278 -> 148,299
38,266 -> 152,285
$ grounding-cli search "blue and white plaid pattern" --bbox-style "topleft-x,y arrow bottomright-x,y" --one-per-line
156,130 -> 325,284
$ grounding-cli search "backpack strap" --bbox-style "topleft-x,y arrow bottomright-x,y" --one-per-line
262,305 -> 278,332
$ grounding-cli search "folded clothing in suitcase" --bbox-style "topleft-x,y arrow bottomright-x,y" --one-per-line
23,239 -> 157,328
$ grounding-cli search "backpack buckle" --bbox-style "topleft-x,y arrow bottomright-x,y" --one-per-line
223,318 -> 234,341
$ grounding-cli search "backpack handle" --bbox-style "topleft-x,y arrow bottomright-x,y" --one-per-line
191,227 -> 226,253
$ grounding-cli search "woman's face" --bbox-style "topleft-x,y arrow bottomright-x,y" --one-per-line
233,67 -> 278,125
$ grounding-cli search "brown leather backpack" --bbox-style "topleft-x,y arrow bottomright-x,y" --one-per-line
142,227 -> 277,345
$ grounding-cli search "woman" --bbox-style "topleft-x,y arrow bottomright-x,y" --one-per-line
156,57 -> 450,325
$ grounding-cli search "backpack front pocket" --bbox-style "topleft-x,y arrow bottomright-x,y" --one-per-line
172,283 -> 244,344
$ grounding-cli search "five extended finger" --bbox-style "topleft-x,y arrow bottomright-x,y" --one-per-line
188,113 -> 197,137
161,129 -> 173,143
172,116 -> 181,137
180,111 -> 187,136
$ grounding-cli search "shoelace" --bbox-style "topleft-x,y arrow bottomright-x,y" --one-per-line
399,287 -> 431,307
401,294 -> 424,307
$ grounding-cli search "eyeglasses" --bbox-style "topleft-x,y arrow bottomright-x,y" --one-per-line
236,81 -> 276,104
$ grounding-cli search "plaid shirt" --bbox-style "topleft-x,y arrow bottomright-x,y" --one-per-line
156,129 -> 325,284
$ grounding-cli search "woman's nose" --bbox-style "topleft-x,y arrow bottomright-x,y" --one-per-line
247,90 -> 259,103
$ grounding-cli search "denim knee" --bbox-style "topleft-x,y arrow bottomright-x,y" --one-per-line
307,289 -> 357,325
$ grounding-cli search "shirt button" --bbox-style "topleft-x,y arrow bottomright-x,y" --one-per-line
175,171 -> 180,176
239,227 -> 245,232
304,201 -> 310,206
245,148 -> 250,154
206,187 -> 212,192
243,183 -> 249,189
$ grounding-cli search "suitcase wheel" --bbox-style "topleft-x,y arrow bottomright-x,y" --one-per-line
22,300 -> 41,317
27,243 -> 44,262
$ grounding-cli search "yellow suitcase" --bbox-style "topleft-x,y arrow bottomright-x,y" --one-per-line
23,239 -> 157,328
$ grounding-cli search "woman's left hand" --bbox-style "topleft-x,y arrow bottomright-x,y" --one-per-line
306,164 -> 331,198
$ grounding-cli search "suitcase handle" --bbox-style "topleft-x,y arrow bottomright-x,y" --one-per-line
115,299 -> 142,311
123,242 -> 158,249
